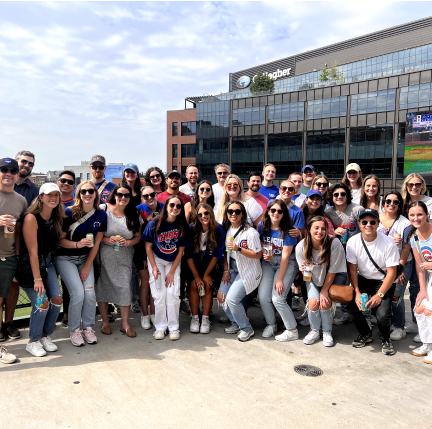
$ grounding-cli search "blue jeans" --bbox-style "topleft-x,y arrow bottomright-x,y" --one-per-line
21,255 -> 62,341
307,272 -> 349,332
56,255 -> 96,331
258,253 -> 297,330
222,259 -> 253,332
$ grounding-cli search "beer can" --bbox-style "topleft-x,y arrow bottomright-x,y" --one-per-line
113,235 -> 121,251
226,236 -> 234,252
361,293 -> 368,311
199,284 -> 206,297
86,233 -> 94,247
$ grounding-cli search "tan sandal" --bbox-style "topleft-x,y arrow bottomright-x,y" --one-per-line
120,326 -> 137,338
101,325 -> 112,335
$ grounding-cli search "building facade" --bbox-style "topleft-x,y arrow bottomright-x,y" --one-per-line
167,16 -> 432,190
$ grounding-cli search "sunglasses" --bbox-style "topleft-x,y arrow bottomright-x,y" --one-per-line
407,182 -> 422,189
217,171 -> 228,176
227,209 -> 242,215
116,192 -> 131,199
169,203 -> 182,209
20,159 -> 35,168
385,199 -> 400,206
199,187 -> 211,193
333,192 -> 347,198
270,208 -> 283,214
59,178 -> 74,185
142,192 -> 156,200
361,220 -> 377,226
315,182 -> 329,188
91,165 -> 105,170
0,167 -> 19,175
150,173 -> 161,180
80,189 -> 95,195
197,211 -> 210,218
226,184 -> 239,190
280,186 -> 295,192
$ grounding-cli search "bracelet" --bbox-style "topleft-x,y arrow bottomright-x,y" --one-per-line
34,278 -> 42,282
223,270 -> 229,273
76,242 -> 79,248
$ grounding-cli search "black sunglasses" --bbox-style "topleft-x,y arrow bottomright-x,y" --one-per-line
227,209 -> 242,215
333,192 -> 347,198
361,220 -> 377,225
199,187 -> 211,193
20,159 -> 34,168
385,199 -> 400,206
169,203 -> 182,209
270,208 -> 283,214
59,178 -> 74,185
116,192 -> 131,199
197,211 -> 210,218
407,182 -> 422,189
217,171 -> 228,176
0,167 -> 19,175
150,173 -> 161,180
80,189 -> 95,195
280,186 -> 294,192
315,182 -> 329,188
142,192 -> 156,200
91,165 -> 105,170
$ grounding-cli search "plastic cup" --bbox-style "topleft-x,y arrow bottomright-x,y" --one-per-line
264,244 -> 273,260
4,219 -> 15,238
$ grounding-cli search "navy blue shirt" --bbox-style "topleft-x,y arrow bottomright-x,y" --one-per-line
14,178 -> 39,207
258,222 -> 296,255
137,202 -> 164,222
73,180 -> 116,204
259,184 -> 279,201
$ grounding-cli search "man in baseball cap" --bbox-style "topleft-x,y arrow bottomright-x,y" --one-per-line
299,165 -> 317,196
157,170 -> 192,205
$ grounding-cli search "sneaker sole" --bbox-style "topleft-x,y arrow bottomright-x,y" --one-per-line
382,350 -> 396,356
276,336 -> 298,342
141,325 -> 151,330
190,329 -> 200,334
70,339 -> 85,347
83,339 -> 97,344
200,330 -> 211,334
0,357 -> 17,364
423,358 -> 432,364
7,334 -> 21,340
412,351 -> 429,357
225,330 -> 240,335
303,338 -> 319,345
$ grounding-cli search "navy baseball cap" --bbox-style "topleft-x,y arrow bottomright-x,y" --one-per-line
302,165 -> 315,173
359,208 -> 379,219
306,189 -> 323,199
124,163 -> 138,173
167,170 -> 181,178
0,158 -> 19,170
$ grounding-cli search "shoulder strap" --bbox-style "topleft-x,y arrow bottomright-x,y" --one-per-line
98,180 -> 109,196
233,225 -> 244,240
384,215 -> 399,236
68,208 -> 96,240
360,234 -> 386,276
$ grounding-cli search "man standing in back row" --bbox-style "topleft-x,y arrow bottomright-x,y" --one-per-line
157,170 -> 192,205
299,165 -> 317,196
246,172 -> 269,212
212,163 -> 230,206
259,163 -> 279,201
179,164 -> 199,199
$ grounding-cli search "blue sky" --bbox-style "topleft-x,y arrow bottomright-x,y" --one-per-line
0,1 -> 431,173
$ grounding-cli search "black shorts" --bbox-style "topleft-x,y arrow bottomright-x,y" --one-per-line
133,241 -> 146,271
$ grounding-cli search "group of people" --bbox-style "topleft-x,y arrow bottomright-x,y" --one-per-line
0,151 -> 431,367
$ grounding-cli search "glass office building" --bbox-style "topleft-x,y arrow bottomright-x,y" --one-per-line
167,17 -> 432,188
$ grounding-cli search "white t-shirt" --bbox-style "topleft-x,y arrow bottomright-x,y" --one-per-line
179,183 -> 197,199
212,183 -> 224,207
215,196 -> 263,226
346,233 -> 400,280
294,193 -> 306,208
351,188 -> 361,205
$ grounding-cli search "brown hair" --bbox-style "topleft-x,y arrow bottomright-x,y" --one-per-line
191,203 -> 218,253
360,175 -> 381,208
302,216 -> 332,266
27,192 -> 65,237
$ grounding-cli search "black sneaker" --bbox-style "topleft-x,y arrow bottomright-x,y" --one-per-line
180,300 -> 191,315
352,333 -> 373,348
382,340 -> 396,356
61,318 -> 68,327
2,322 -> 20,340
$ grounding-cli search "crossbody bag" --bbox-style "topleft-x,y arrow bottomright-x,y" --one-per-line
68,208 -> 96,240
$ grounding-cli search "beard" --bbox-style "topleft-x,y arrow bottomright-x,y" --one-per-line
19,168 -> 31,178
251,185 -> 260,192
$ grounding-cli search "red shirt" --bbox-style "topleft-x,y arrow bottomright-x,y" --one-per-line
246,192 -> 269,213
157,190 -> 192,206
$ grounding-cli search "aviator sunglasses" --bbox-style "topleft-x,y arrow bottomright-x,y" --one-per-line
280,186 -> 294,192
333,192 -> 347,198
20,159 -> 35,168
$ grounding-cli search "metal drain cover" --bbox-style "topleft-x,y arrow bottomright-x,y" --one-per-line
294,365 -> 323,377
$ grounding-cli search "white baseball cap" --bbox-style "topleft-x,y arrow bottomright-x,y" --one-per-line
346,163 -> 361,173
39,183 -> 62,195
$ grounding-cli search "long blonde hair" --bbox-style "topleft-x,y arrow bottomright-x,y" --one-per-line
70,181 -> 101,220
401,173 -> 427,213
217,174 -> 249,221
27,193 -> 65,237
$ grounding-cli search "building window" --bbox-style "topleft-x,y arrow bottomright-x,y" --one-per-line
268,133 -> 303,176
232,135 -> 265,179
87,173 -> 90,180
400,83 -> 432,109
307,97 -> 347,119
197,100 -> 230,130
306,129 -> 346,178
349,124 -> 394,179
80,173 -> 83,179
232,107 -> 265,126
196,137 -> 229,182
351,89 -> 395,115
268,102 -> 304,123
172,122 -> 178,136
397,123 -> 405,179
181,144 -> 196,158
172,144 -> 178,158
181,122 -> 196,136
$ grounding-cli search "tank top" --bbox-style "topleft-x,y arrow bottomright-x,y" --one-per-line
20,213 -> 59,257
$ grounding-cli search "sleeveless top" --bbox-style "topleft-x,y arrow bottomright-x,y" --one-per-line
20,213 -> 59,257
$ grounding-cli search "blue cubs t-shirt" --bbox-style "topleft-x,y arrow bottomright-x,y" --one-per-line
258,222 -> 296,255
142,220 -> 191,262
410,232 -> 432,263
57,207 -> 108,256
259,184 -> 279,201
73,180 -> 116,204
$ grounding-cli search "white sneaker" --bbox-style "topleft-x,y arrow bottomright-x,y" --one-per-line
323,331 -> 334,347
296,313 -> 310,327
333,312 -> 351,325
412,343 -> 432,356
238,330 -> 254,342
291,296 -> 300,311
26,341 -> 47,357
390,327 -> 406,341
303,329 -> 320,345
141,315 -> 151,330
424,350 -> 432,364
262,324 -> 278,338
275,329 -> 299,342
225,323 -> 240,334
154,331 -> 165,340
169,330 -> 180,341
190,316 -> 200,333
414,334 -> 422,343
150,314 -> 155,326
405,321 -> 418,334
40,336 -> 58,352
200,318 -> 211,334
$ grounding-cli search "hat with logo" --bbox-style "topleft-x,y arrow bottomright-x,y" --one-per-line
167,170 -> 181,178
359,208 -> 379,219
124,163 -> 138,173
39,183 -> 62,195
0,158 -> 19,170
346,163 -> 361,173
302,165 -> 315,173
90,155 -> 106,165
306,189 -> 323,199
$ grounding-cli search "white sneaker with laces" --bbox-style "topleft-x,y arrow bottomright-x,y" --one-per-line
323,331 -> 334,347
238,330 -> 254,342
200,318 -> 211,334
405,321 -> 418,334
141,315 -> 151,330
412,343 -> 432,356
275,329 -> 299,342
333,312 -> 351,325
26,340 -> 47,357
190,316 -> 200,333
303,329 -> 320,345
225,323 -> 240,334
169,330 -> 180,341
262,324 -> 278,338
40,336 -> 58,352
82,327 -> 98,344
390,327 -> 406,341
154,331 -> 165,340
414,334 -> 422,343
70,328 -> 85,347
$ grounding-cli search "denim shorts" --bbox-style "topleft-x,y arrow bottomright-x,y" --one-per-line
0,255 -> 19,298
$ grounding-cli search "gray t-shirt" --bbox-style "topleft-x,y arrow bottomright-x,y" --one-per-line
325,203 -> 363,239
0,190 -> 27,257
179,183 -> 197,200
296,238 -> 347,287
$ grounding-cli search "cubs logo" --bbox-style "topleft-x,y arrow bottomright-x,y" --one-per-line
100,190 -> 111,203
157,229 -> 180,254
341,216 -> 357,233
422,246 -> 432,262
239,239 -> 248,250
93,222 -> 101,228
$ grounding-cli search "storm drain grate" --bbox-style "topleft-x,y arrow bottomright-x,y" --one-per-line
294,365 -> 323,377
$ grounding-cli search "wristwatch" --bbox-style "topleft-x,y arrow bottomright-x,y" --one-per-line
238,246 -> 242,253
377,292 -> 384,298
